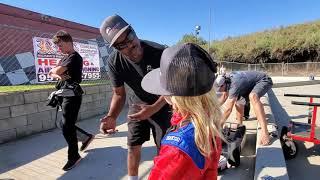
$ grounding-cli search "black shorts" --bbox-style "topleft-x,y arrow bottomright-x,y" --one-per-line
127,104 -> 171,147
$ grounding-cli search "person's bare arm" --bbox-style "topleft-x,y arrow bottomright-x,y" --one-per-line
48,73 -> 63,80
220,97 -> 237,125
152,96 -> 167,111
103,86 -> 126,120
128,96 -> 167,120
49,66 -> 67,76
219,91 -> 229,105
100,86 -> 126,134
48,66 -> 69,80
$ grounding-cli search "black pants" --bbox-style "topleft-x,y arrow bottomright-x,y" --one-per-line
244,98 -> 250,118
61,96 -> 90,160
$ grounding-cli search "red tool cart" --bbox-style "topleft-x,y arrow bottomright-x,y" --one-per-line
281,93 -> 320,159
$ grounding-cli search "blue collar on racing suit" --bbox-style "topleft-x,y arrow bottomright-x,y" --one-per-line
161,122 -> 205,169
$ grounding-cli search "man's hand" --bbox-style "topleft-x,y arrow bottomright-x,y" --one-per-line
128,104 -> 156,121
99,115 -> 117,134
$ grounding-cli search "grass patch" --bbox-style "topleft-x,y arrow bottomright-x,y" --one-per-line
0,84 -> 55,93
0,80 -> 110,93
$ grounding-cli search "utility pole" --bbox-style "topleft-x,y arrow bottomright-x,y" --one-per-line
195,25 -> 201,45
208,8 -> 211,53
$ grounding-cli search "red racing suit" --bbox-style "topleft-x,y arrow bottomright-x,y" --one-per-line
149,113 -> 221,180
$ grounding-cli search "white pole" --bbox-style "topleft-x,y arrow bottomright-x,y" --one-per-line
208,8 -> 211,53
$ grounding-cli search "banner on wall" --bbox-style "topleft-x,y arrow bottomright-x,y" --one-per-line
32,37 -> 100,83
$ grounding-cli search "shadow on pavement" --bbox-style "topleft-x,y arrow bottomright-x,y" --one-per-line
286,142 -> 320,179
267,90 -> 291,129
57,145 -> 156,180
267,89 -> 320,179
0,107 -> 130,176
94,131 -> 128,139
0,129 -> 67,175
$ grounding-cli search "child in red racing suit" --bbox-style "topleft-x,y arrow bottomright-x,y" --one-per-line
149,113 -> 222,180
141,43 -> 223,180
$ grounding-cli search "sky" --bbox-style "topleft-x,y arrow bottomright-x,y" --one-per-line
1,0 -> 320,45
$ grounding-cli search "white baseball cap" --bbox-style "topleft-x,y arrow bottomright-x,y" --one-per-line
213,75 -> 226,89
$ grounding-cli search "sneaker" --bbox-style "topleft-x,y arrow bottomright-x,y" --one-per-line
80,134 -> 94,151
62,156 -> 82,171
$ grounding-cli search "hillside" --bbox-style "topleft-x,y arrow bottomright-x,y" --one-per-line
179,20 -> 320,63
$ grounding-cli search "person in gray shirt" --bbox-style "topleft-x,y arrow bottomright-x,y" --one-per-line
214,71 -> 273,145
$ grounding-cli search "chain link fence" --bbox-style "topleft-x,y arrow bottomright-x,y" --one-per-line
219,61 -> 320,77
0,24 -> 113,89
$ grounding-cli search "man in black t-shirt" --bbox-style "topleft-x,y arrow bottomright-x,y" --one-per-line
49,30 -> 94,171
100,15 -> 171,179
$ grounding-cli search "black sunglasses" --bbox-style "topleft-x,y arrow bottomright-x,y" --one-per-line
114,29 -> 136,50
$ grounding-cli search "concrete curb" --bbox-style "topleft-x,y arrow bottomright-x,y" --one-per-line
273,80 -> 320,88
254,92 -> 289,180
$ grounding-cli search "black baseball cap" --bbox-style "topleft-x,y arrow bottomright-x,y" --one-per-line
141,43 -> 217,96
100,14 -> 130,47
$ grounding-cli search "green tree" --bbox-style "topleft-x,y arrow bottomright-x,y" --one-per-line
177,33 -> 207,46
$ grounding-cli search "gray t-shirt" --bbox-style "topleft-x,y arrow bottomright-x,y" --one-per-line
227,71 -> 267,99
